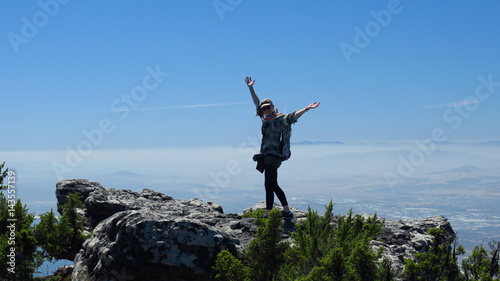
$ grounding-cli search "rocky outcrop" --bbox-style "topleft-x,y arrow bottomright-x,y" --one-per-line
56,179 -> 255,281
374,216 -> 455,277
55,179 -> 104,215
55,179 -> 456,281
245,201 -> 456,277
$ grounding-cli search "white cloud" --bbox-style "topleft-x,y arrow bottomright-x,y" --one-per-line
423,99 -> 481,109
132,101 -> 250,112
31,102 -> 250,117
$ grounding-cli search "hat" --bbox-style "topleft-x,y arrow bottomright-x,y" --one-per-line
257,99 -> 273,116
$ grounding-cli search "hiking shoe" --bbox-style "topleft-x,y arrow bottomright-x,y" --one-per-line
282,210 -> 293,219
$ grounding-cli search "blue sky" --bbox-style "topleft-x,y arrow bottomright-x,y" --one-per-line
2,1 -> 500,153
2,3 -> 500,275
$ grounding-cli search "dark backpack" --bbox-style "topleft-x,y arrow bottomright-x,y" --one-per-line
280,126 -> 292,161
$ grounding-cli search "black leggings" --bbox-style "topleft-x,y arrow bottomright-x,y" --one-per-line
264,166 -> 288,210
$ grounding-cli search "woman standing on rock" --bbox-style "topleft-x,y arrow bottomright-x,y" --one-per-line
244,76 -> 320,218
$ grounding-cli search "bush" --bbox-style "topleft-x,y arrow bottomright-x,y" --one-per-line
34,193 -> 89,261
461,241 -> 500,280
403,227 -> 465,281
286,205 -> 389,281
0,163 -> 89,280
215,202 -> 393,281
214,250 -> 249,281
214,209 -> 287,281
0,162 -> 42,280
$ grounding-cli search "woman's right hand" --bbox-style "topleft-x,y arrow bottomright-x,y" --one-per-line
244,76 -> 255,87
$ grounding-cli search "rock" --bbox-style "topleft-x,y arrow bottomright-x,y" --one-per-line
56,179 -> 254,281
243,200 -> 307,221
53,265 -> 73,280
373,216 -> 456,278
38,265 -> 73,281
73,211 -> 238,280
55,179 -> 103,214
55,179 -> 457,281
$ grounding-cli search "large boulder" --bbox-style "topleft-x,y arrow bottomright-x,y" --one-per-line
55,179 -> 104,214
373,216 -> 456,277
56,179 -> 255,281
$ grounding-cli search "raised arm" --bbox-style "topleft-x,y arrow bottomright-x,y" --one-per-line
295,102 -> 320,119
245,76 -> 260,107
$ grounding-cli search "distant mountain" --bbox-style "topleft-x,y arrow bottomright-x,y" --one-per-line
293,140 -> 345,145
449,165 -> 483,173
291,140 -> 500,146
436,140 -> 500,146
477,140 -> 500,146
427,140 -> 500,146
97,170 -> 145,178
428,165 -> 484,175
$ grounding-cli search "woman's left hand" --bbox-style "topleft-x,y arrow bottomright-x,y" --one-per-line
307,102 -> 320,110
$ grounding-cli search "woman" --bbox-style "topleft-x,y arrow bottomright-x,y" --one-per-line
245,76 -> 320,217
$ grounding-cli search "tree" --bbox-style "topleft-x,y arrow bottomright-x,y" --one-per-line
462,241 -> 500,280
292,207 -> 389,281
214,209 -> 288,281
293,202 -> 336,268
0,162 -> 8,189
246,209 -> 289,281
214,250 -> 249,281
377,258 -> 398,281
403,228 -> 465,281
0,162 -> 89,280
0,162 -> 43,280
34,192 -> 89,261
215,202 -> 394,281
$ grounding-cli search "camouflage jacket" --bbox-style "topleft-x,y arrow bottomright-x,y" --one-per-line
260,112 -> 298,168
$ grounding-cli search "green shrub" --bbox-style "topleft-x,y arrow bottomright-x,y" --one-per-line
34,193 -> 90,261
403,227 -> 465,281
461,241 -> 500,281
215,202 -> 393,281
